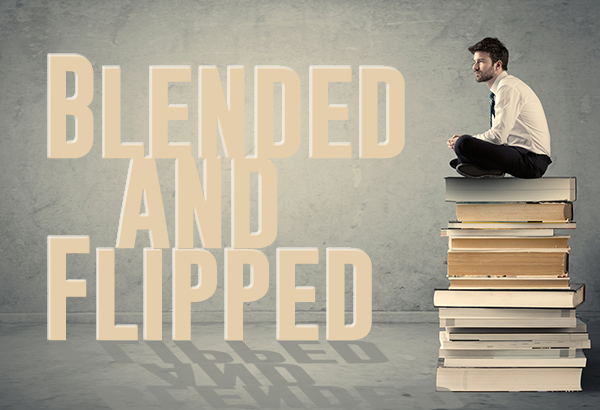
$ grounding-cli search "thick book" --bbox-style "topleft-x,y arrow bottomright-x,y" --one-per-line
448,236 -> 569,250
455,202 -> 573,222
447,249 -> 569,277
436,364 -> 583,391
433,283 -> 585,308
438,349 -> 586,368
448,276 -> 570,289
445,177 -> 577,202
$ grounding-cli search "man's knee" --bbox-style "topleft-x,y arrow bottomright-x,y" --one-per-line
454,134 -> 474,156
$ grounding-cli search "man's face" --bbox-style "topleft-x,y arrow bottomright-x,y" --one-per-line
472,51 -> 496,83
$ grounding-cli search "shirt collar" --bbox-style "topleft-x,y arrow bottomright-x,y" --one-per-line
490,71 -> 508,94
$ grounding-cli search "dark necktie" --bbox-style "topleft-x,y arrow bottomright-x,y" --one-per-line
489,91 -> 495,127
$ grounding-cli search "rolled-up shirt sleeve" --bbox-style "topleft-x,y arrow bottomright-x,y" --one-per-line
473,84 -> 521,145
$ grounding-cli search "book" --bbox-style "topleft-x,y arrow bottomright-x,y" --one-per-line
438,349 -> 586,368
447,221 -> 576,230
448,277 -> 570,289
447,249 -> 569,277
433,283 -> 585,308
445,177 -> 577,202
436,363 -> 583,391
439,316 -> 576,328
448,236 -> 569,250
439,307 -> 577,327
439,307 -> 576,319
439,333 -> 591,350
455,202 -> 573,222
444,319 -> 588,338
441,228 -> 556,237
439,348 -> 579,359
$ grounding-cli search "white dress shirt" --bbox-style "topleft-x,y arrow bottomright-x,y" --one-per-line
474,71 -> 551,157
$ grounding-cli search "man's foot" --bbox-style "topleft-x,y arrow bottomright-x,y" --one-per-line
456,163 -> 505,178
449,158 -> 459,169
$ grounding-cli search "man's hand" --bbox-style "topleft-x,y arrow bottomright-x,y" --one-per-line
447,134 -> 460,151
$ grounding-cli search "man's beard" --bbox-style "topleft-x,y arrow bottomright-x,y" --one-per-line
475,68 -> 494,83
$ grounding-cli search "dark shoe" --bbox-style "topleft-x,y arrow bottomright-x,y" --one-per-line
449,158 -> 459,169
456,163 -> 505,179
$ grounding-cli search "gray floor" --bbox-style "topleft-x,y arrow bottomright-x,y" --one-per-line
1,319 -> 599,410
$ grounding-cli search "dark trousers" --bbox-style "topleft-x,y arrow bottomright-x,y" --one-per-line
454,135 -> 552,179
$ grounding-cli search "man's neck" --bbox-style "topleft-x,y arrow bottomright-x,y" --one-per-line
486,70 -> 506,89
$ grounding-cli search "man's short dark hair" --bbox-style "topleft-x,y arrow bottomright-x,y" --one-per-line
469,37 -> 509,71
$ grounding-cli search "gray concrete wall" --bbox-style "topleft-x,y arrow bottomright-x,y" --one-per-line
1,0 -> 599,319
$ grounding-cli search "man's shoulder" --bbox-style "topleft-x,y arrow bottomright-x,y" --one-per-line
497,74 -> 541,104
498,73 -> 523,87
497,73 -> 529,94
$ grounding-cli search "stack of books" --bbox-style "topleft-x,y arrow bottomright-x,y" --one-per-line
435,177 -> 591,392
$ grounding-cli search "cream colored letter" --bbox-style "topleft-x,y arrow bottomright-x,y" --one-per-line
175,157 -> 222,249
199,66 -> 245,158
172,249 -> 218,340
224,249 -> 270,340
359,66 -> 405,158
47,54 -> 94,158
231,158 -> 278,249
144,248 -> 163,340
96,248 -> 138,340
326,248 -> 372,340
149,66 -> 192,158
47,236 -> 88,340
255,66 -> 301,159
309,66 -> 352,159
276,248 -> 319,341
116,158 -> 169,249
102,66 -> 144,158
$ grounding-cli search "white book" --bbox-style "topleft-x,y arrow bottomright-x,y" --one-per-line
436,363 -> 583,391
440,317 -> 577,328
444,320 -> 589,341
439,332 -> 591,350
445,177 -> 577,202
442,228 -> 556,237
439,349 -> 586,368
433,284 -> 585,308
439,308 -> 576,327
439,348 -> 578,358
448,247 -> 570,253
439,308 -> 576,319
